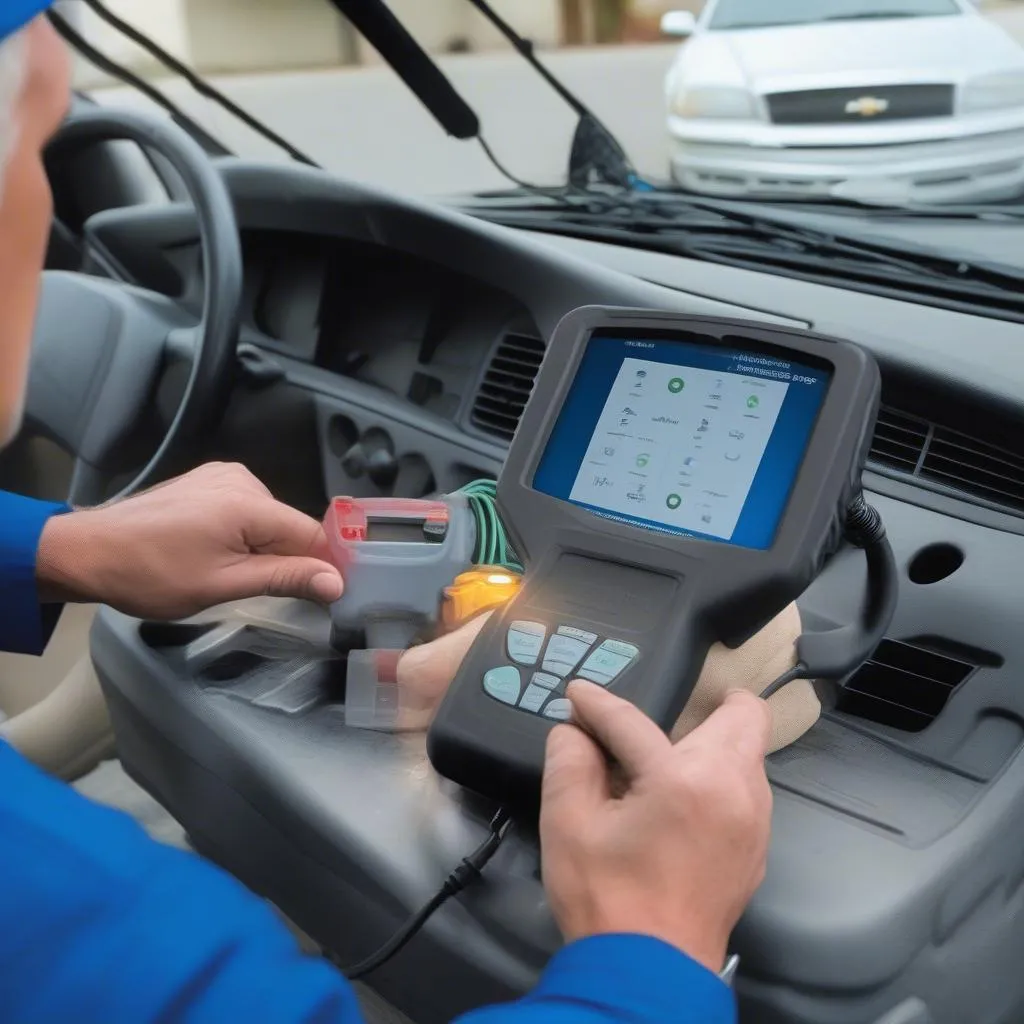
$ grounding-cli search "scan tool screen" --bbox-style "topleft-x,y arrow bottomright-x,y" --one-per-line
533,334 -> 831,549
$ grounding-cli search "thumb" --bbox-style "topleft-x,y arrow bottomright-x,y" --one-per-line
541,725 -> 609,827
223,554 -> 344,604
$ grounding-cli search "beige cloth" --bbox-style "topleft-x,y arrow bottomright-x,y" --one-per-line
672,602 -> 819,754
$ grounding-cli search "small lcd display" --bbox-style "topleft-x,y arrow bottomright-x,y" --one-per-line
532,334 -> 831,550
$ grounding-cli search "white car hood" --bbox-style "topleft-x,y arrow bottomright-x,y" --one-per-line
710,15 -> 1024,89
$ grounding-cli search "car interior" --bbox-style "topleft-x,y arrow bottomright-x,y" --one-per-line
6,6 -> 1024,1024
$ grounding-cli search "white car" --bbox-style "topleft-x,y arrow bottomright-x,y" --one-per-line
661,0 -> 1024,204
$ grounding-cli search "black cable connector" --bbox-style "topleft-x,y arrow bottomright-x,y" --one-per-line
337,810 -> 511,982
844,492 -> 887,549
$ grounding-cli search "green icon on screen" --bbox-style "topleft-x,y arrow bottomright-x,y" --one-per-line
746,395 -> 760,409
666,493 -> 682,510
668,378 -> 685,394
636,453 -> 651,468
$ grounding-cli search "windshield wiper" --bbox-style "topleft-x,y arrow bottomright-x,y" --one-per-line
722,10 -> 935,28
820,10 -> 934,19
52,0 -> 318,166
462,191 -> 1024,319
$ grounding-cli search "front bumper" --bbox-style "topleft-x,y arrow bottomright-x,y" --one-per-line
669,126 -> 1024,204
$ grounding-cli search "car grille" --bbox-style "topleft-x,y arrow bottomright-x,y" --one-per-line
765,84 -> 955,125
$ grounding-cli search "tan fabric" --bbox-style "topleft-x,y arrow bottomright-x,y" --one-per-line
672,602 -> 819,754
1,653 -> 115,782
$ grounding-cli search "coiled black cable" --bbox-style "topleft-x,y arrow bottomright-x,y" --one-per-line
761,494 -> 897,699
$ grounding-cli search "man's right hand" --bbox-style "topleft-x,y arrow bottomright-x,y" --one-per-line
539,682 -> 772,975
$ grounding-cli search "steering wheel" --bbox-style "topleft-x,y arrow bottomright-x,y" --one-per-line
24,107 -> 243,507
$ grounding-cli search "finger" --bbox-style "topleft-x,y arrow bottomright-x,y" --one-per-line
221,554 -> 344,604
566,681 -> 670,779
396,613 -> 493,695
541,724 -> 609,827
678,690 -> 772,764
242,500 -> 334,563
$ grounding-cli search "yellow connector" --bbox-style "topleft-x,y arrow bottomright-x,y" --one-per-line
442,566 -> 523,631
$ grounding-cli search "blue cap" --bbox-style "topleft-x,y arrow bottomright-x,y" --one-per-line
0,0 -> 52,42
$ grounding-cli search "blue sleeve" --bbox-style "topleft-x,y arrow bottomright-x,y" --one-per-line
0,734 -> 734,1024
456,935 -> 735,1024
0,739 -> 365,1024
0,490 -> 69,655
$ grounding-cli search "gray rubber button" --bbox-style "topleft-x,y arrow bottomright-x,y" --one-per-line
507,622 -> 547,666
542,635 -> 591,675
483,666 -> 521,706
557,625 -> 598,645
531,672 -> 561,691
599,639 -> 639,659
543,699 -> 572,721
518,684 -> 549,713
579,641 -> 638,685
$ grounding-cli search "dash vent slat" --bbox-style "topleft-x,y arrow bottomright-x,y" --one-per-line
836,638 -> 975,732
470,333 -> 546,442
869,405 -> 1024,516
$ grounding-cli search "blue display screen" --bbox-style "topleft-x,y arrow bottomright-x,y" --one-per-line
532,334 -> 831,550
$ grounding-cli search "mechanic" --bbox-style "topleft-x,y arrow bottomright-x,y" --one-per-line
0,4 -> 773,1022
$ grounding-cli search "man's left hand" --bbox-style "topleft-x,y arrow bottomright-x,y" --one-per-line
36,463 -> 344,619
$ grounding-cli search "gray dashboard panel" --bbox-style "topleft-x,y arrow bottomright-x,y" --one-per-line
94,484 -> 1024,1024
85,157 -> 1024,1024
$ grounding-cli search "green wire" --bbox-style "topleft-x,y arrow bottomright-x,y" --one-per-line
458,480 -> 521,572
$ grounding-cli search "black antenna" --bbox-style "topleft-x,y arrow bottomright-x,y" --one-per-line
465,0 -> 590,119
463,0 -> 637,189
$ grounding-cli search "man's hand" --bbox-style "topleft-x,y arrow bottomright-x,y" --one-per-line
36,463 -> 344,619
540,682 -> 772,975
395,612 -> 493,729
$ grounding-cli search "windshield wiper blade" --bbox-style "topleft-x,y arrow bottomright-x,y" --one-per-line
820,10 -> 931,19
59,0 -> 318,166
464,194 -> 1024,317
48,10 -> 233,159
464,189 -> 1024,287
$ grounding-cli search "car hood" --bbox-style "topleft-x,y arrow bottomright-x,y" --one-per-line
710,15 -> 1024,89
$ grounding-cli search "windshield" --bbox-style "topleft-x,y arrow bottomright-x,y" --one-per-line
78,0 -> 1024,294
709,0 -> 962,31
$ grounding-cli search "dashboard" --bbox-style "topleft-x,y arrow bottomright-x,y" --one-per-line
81,157 -> 1024,1024
82,160 -> 1024,529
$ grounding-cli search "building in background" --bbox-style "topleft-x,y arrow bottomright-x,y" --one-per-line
61,0 -> 700,86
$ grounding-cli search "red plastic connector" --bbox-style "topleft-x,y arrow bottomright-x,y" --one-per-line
323,497 -> 452,566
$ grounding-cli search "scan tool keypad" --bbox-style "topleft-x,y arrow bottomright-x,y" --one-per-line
481,622 -> 639,720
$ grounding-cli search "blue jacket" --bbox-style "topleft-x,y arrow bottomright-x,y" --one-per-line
0,489 -> 735,1023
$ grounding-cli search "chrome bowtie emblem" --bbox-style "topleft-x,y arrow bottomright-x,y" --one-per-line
845,95 -> 890,117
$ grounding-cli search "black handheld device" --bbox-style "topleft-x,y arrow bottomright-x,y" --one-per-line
427,307 -> 881,806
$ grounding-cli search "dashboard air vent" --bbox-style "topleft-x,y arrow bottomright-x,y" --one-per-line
471,333 -> 546,442
869,406 -> 1024,515
835,638 -> 975,732
870,407 -> 928,474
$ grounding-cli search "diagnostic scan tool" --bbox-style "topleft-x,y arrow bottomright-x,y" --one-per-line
427,306 -> 885,805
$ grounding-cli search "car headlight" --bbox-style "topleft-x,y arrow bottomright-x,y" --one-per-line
670,85 -> 760,120
961,71 -> 1024,113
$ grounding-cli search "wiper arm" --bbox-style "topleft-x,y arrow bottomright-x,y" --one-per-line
48,9 -> 233,159
463,0 -> 636,190
57,0 -> 318,166
464,192 -> 1024,317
